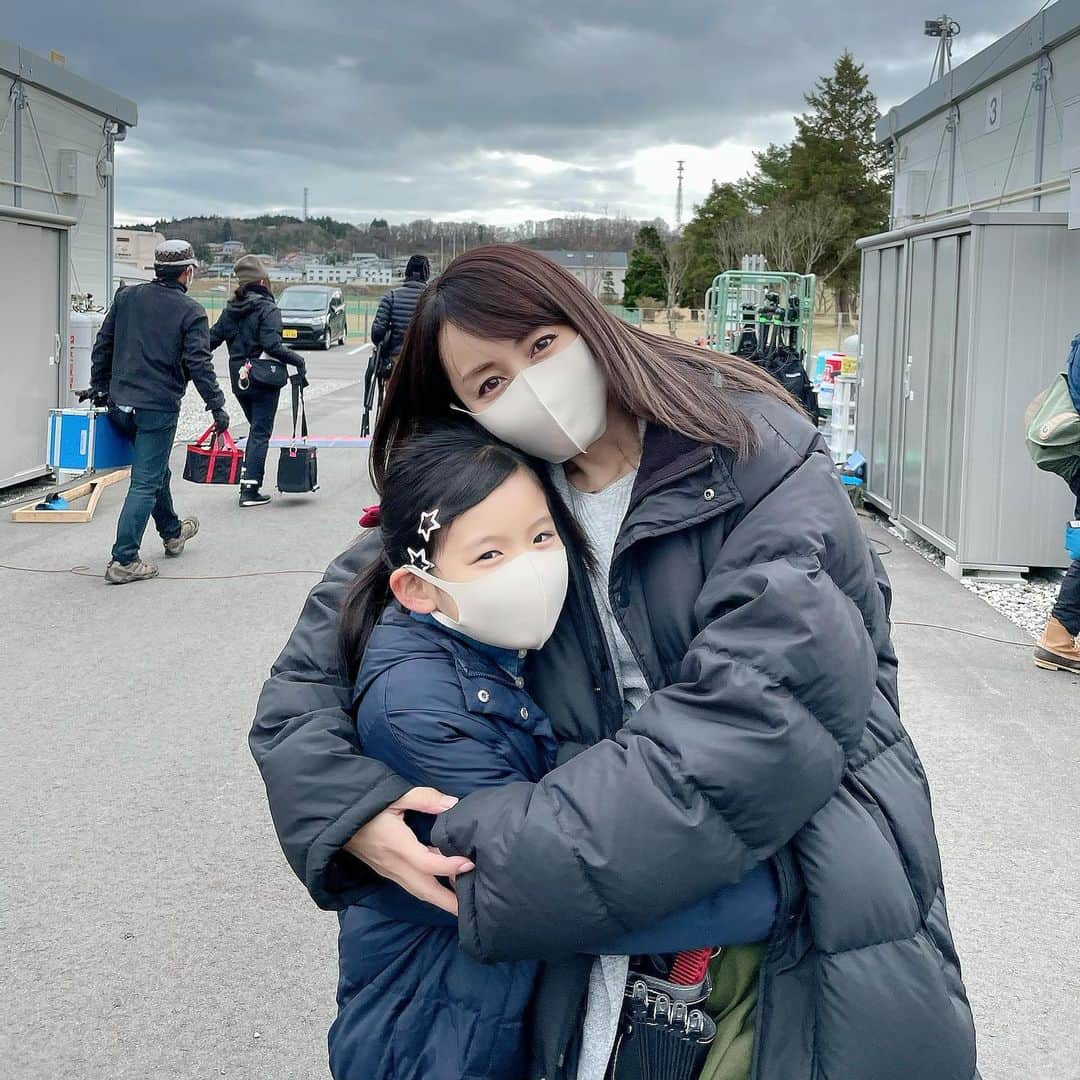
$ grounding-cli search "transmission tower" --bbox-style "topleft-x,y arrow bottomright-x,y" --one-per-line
675,160 -> 686,232
303,187 -> 309,221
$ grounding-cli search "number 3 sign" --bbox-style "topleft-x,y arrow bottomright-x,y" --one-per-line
986,88 -> 1003,133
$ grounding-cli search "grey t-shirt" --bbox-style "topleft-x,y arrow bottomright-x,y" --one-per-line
551,467 -> 649,723
551,464 -> 648,1080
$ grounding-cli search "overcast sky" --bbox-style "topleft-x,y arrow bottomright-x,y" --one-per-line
8,0 -> 1035,227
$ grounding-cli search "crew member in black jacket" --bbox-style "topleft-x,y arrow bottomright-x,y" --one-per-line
89,239 -> 228,584
370,254 -> 430,361
209,256 -> 306,507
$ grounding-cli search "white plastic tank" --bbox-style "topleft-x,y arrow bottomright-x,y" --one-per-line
67,309 -> 105,408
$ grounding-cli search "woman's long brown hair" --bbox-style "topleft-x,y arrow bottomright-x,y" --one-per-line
370,244 -> 793,490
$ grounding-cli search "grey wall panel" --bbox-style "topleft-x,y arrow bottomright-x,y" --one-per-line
900,238 -> 934,527
1,218 -> 62,487
963,223 -> 1076,567
922,234 -> 962,544
946,234 -> 972,542
856,249 -> 880,491
865,245 -> 904,511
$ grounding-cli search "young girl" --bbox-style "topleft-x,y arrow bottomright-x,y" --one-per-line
332,419 -> 777,1080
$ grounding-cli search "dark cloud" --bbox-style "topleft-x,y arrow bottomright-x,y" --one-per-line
7,0 -> 1032,224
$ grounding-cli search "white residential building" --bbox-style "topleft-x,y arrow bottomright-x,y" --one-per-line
114,227 -> 162,284
543,251 -> 628,301
304,264 -> 358,284
349,251 -> 380,264
268,266 -> 303,283
354,265 -> 393,285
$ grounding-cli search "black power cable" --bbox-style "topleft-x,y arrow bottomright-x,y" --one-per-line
0,563 -> 323,581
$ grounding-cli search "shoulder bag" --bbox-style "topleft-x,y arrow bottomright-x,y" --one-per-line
1025,373 -> 1080,480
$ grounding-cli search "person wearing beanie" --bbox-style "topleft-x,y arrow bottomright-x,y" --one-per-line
365,254 -> 432,429
208,256 -> 306,507
88,238 -> 228,584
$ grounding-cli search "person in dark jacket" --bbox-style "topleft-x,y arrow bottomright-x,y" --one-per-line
209,256 -> 306,507
250,246 -> 978,1080
370,254 -> 430,361
89,239 -> 229,584
362,256 -> 431,435
1034,333 -> 1080,672
331,420 -> 778,1080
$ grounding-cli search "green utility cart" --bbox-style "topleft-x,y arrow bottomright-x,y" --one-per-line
704,271 -> 816,358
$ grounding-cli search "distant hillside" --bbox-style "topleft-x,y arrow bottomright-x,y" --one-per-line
117,212 -> 654,263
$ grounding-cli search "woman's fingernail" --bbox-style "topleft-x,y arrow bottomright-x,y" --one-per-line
437,795 -> 458,810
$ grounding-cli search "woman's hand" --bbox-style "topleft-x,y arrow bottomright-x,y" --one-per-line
343,787 -> 475,914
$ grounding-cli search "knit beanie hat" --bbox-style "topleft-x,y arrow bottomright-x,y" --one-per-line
154,238 -> 198,267
234,254 -> 269,287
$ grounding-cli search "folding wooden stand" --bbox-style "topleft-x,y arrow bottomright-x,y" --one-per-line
10,468 -> 130,523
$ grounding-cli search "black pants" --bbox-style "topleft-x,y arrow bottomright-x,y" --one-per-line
1052,489 -> 1080,636
232,379 -> 281,486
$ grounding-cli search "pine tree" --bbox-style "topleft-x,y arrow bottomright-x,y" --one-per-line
742,52 -> 890,319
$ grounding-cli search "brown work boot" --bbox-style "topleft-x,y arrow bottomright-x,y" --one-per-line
105,558 -> 160,585
1034,617 -> 1080,674
164,516 -> 200,557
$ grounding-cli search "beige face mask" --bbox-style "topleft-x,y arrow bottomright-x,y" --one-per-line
461,335 -> 608,463
406,547 -> 569,651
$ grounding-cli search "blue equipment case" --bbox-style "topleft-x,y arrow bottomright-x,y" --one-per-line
47,408 -> 134,474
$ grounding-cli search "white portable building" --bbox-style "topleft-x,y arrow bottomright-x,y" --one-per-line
1,40 -> 137,488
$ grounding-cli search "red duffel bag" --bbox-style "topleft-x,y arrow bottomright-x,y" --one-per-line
183,425 -> 243,485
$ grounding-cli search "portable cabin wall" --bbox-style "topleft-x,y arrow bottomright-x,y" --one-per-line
1,40 -> 137,303
856,212 -> 1076,573
880,1 -> 1080,224
15,91 -> 111,301
0,41 -> 136,487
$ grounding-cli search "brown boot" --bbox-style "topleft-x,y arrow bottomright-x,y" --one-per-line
1034,617 -> 1080,673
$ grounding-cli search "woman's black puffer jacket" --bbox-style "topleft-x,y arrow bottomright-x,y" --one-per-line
209,287 -> 304,373
250,393 -> 978,1080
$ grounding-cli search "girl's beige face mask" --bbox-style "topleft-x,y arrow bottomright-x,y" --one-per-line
406,547 -> 569,651
459,335 -> 608,463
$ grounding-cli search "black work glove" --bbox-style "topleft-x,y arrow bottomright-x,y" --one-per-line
290,372 -> 309,389
211,407 -> 230,433
78,388 -> 109,407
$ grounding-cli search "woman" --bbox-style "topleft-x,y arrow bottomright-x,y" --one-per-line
209,255 -> 306,507
250,246 -> 978,1079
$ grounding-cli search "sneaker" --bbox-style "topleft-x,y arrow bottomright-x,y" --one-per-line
164,516 -> 200,558
239,486 -> 272,508
105,558 -> 160,585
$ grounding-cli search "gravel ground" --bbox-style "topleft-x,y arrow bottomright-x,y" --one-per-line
879,517 -> 1063,641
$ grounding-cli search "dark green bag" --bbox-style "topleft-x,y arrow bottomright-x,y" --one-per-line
1025,374 -> 1080,480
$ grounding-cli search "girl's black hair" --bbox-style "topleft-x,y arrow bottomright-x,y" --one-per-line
340,416 -> 591,677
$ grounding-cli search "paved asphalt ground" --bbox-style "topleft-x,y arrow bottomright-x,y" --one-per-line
1,350 -> 1077,1079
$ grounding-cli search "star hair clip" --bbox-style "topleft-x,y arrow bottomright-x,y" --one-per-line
407,547 -> 434,573
417,508 -> 441,542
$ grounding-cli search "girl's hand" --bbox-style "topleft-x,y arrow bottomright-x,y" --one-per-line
343,787 -> 475,914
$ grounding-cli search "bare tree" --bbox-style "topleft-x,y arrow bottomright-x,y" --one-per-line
663,238 -> 690,336
788,196 -> 856,278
